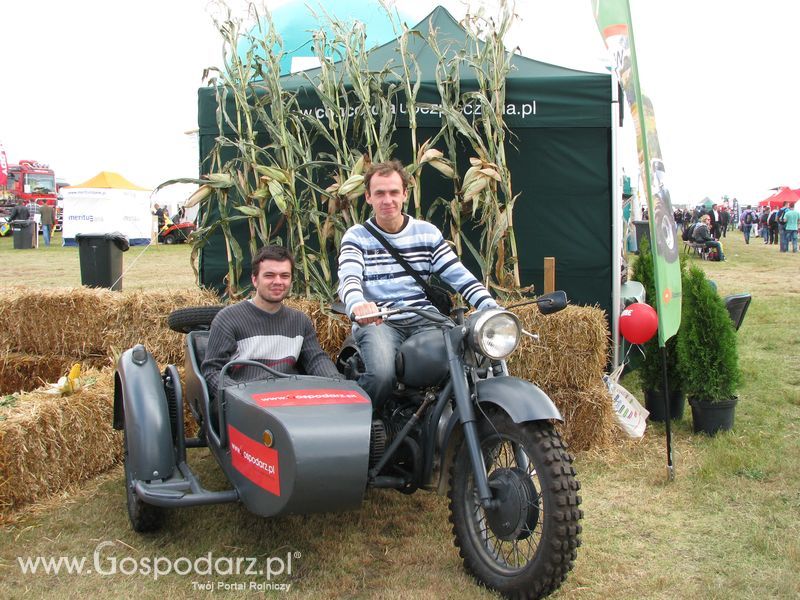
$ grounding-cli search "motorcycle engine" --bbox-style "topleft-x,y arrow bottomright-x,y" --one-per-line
369,403 -> 423,473
369,419 -> 386,468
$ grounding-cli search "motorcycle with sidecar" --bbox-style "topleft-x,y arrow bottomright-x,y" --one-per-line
113,291 -> 582,598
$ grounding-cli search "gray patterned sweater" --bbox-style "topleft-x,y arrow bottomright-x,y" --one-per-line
201,300 -> 339,396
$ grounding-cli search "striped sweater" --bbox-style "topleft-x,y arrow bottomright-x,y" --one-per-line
201,300 -> 339,396
337,215 -> 497,319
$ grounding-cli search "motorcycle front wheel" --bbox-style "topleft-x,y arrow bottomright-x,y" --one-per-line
448,412 -> 582,599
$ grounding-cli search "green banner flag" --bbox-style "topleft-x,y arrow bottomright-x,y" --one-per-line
593,0 -> 682,346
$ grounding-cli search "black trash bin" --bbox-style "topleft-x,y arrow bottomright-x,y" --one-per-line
11,220 -> 35,250
632,220 -> 651,254
75,232 -> 130,291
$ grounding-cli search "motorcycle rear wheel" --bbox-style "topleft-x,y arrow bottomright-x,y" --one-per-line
449,413 -> 582,599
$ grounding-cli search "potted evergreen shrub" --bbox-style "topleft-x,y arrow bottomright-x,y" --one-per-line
632,237 -> 685,421
676,264 -> 741,434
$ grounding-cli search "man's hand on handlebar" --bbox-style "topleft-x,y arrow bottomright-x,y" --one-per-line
352,301 -> 383,325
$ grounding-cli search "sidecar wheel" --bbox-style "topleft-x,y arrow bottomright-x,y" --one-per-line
124,429 -> 164,532
448,413 -> 582,599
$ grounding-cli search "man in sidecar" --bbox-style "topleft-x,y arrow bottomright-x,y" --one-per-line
337,159 -> 498,407
203,244 -> 340,397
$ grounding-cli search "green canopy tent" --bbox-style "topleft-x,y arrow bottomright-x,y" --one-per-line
197,6 -> 621,328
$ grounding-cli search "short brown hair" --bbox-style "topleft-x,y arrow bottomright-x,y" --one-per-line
251,245 -> 295,276
364,159 -> 410,193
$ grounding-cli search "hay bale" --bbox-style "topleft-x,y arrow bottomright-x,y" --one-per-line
106,288 -> 221,365
507,304 -> 609,393
0,353 -> 75,395
0,287 -> 115,359
284,297 -> 350,358
0,367 -> 122,515
0,286 -> 220,364
551,380 -> 616,452
505,304 -> 614,451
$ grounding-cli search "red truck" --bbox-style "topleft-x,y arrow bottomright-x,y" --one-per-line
1,159 -> 58,205
1,159 -> 60,235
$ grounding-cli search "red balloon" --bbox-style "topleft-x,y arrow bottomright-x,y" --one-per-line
619,302 -> 659,345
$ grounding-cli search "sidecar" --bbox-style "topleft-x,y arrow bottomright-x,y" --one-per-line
112,323 -> 373,531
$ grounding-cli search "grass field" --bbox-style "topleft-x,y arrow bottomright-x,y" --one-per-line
0,231 -> 197,290
0,228 -> 798,599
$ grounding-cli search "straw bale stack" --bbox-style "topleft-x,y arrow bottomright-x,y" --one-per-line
0,286 -> 220,364
508,304 -> 613,451
508,304 -> 609,392
0,287 -> 114,360
106,288 -> 221,364
0,367 -> 121,514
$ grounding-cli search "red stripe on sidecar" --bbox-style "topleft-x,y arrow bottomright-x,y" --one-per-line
228,425 -> 280,496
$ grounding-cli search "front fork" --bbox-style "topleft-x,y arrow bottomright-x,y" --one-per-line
443,326 -> 497,510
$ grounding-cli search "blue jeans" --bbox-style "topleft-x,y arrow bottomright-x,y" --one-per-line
787,230 -> 798,252
704,240 -> 724,260
779,228 -> 788,252
354,315 -> 433,407
762,226 -> 769,242
41,224 -> 51,246
741,224 -> 751,244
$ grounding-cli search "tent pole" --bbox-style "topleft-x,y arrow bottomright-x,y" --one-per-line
610,71 -> 622,368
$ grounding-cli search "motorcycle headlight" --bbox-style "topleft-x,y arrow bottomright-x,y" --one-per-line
468,309 -> 521,360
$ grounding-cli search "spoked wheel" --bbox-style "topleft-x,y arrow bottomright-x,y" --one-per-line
124,429 -> 164,532
449,412 -> 582,599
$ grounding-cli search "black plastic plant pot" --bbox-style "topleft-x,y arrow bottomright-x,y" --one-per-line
644,388 -> 685,422
689,397 -> 738,435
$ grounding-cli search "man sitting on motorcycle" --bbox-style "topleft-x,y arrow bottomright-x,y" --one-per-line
337,159 -> 498,407
202,245 -> 340,397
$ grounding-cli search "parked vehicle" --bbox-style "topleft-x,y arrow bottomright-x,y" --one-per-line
157,221 -> 194,244
1,159 -> 57,205
114,292 -> 582,598
0,160 -> 60,232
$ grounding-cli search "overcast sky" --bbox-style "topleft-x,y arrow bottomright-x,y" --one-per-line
2,0 -> 798,208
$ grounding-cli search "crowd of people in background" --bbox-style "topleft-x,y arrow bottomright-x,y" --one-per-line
663,199 -> 799,258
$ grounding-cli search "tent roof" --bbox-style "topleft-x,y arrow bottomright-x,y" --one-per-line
758,186 -> 799,209
199,5 -> 612,131
67,171 -> 150,191
280,6 -> 603,85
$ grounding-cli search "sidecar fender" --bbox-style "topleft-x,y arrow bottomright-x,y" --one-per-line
113,345 -> 176,481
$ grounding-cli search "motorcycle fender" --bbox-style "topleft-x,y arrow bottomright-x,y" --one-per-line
431,376 -> 562,495
474,376 -> 563,423
114,345 -> 175,481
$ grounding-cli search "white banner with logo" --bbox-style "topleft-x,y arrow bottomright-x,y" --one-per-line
61,187 -> 152,245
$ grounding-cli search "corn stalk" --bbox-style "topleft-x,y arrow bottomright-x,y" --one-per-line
169,0 -> 524,301
458,1 -> 522,294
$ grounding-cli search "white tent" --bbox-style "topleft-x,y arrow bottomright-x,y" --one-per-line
61,171 -> 152,246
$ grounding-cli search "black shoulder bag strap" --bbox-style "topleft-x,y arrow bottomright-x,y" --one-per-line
362,219 -> 436,295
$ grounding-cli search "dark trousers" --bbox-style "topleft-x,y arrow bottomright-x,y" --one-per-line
769,225 -> 779,244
